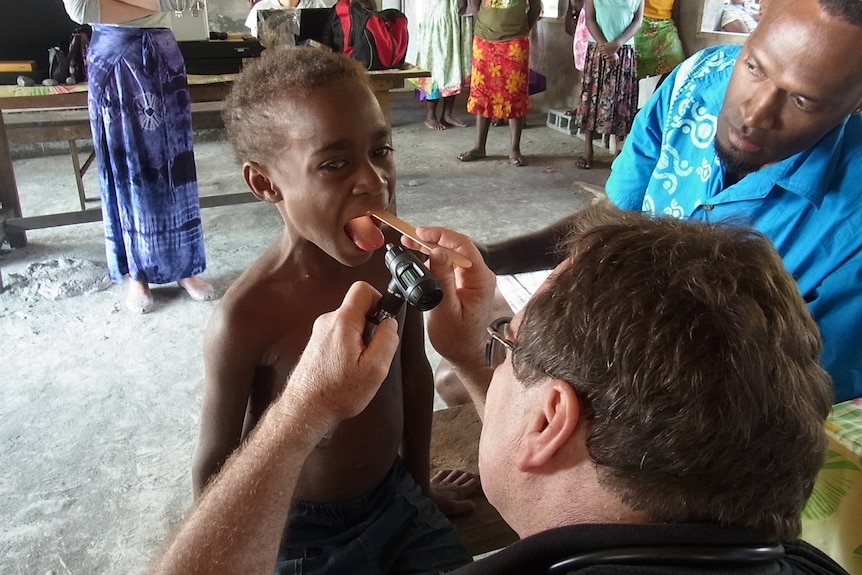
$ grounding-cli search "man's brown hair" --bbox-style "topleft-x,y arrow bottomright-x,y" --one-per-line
514,203 -> 832,541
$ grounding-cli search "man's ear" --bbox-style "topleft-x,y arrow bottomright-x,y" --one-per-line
515,379 -> 583,471
243,162 -> 283,203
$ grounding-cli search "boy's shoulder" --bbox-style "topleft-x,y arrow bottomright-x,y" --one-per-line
208,248 -> 301,330
204,263 -> 325,370
214,234 -> 396,325
210,229 -> 407,338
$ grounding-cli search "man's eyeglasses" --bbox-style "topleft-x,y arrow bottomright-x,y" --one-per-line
485,316 -> 514,369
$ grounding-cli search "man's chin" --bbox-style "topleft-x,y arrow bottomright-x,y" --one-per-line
714,137 -> 761,180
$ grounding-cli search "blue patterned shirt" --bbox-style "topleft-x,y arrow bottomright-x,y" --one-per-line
606,45 -> 862,403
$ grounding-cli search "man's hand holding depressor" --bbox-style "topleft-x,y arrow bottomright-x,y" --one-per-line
401,226 -> 497,372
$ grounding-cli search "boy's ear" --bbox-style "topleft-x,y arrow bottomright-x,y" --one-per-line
243,162 -> 283,204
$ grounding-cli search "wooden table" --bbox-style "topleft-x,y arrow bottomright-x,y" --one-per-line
0,66 -> 429,251
366,65 -> 430,125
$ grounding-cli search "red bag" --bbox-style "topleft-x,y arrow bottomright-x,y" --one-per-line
325,0 -> 408,71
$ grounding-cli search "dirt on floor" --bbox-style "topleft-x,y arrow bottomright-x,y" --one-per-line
0,91 -> 610,574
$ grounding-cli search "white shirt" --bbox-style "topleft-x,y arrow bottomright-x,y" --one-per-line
245,0 -> 328,37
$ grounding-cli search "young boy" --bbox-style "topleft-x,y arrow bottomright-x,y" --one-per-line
192,48 -> 474,573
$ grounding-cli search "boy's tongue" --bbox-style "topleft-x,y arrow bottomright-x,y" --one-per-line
345,215 -> 385,252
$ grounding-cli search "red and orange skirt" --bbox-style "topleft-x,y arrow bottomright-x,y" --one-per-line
466,35 -> 530,119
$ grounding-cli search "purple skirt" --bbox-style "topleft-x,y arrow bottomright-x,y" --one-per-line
87,25 -> 206,284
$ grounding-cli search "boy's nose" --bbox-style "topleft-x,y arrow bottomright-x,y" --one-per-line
355,163 -> 389,195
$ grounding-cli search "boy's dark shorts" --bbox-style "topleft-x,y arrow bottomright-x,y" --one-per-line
276,456 -> 473,575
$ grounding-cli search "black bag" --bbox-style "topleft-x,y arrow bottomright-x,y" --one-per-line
68,26 -> 91,83
48,46 -> 69,83
324,0 -> 408,71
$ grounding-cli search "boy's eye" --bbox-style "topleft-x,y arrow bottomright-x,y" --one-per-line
321,159 -> 348,171
373,145 -> 395,158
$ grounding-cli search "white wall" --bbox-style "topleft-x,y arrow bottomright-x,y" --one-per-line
403,1 -> 422,65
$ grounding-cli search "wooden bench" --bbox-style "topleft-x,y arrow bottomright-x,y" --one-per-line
431,404 -> 518,556
4,101 -> 226,211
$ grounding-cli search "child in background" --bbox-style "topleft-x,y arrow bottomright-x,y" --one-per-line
565,0 -> 588,73
456,0 -> 542,167
412,0 -> 473,130
573,0 -> 643,169
192,48 -> 475,574
564,0 -> 588,117
720,0 -> 759,33
634,0 -> 684,80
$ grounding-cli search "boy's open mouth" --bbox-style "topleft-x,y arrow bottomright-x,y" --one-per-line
344,214 -> 385,252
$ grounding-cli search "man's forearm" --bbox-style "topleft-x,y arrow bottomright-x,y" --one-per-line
118,0 -> 194,10
480,216 -> 573,275
151,400 -> 325,575
722,19 -> 750,33
151,282 -> 401,575
69,0 -> 194,25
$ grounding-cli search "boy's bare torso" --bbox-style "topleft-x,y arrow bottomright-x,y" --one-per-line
199,230 -> 413,502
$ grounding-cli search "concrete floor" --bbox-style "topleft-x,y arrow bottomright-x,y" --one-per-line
0,89 -> 611,574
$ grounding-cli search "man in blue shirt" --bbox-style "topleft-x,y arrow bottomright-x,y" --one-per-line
481,0 -> 862,402
605,0 -> 862,403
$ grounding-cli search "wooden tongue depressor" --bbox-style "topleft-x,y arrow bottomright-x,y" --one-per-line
368,210 -> 473,268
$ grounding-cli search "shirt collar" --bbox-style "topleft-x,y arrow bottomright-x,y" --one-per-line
760,117 -> 854,209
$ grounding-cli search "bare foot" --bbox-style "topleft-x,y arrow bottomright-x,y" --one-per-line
125,279 -> 153,314
441,115 -> 467,128
178,276 -> 215,301
576,156 -> 592,170
424,118 -> 446,130
509,154 -> 527,167
431,469 -> 480,517
457,149 -> 487,162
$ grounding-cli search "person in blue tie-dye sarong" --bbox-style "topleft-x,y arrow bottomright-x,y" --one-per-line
62,0 -> 214,313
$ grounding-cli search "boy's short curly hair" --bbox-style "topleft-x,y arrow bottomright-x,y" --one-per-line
223,47 -> 371,165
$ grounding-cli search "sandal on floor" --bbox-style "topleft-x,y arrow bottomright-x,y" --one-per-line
576,157 -> 592,170
457,150 -> 486,162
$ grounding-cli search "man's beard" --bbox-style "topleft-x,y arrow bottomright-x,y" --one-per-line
715,138 -> 760,183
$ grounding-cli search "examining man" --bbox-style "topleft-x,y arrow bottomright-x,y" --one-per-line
150,205 -> 845,575
720,0 -> 759,33
480,0 -> 862,403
